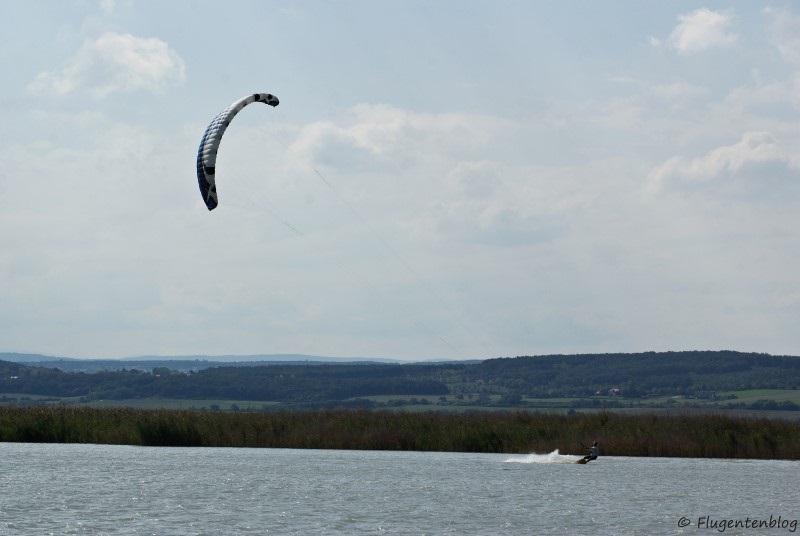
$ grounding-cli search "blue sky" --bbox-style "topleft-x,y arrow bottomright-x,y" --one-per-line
2,1 -> 799,360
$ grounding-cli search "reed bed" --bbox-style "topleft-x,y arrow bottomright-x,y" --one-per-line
1,406 -> 798,459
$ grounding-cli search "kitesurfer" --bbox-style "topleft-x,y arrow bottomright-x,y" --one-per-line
581,441 -> 599,462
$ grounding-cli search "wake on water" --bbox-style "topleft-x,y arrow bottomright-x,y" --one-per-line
504,449 -> 583,464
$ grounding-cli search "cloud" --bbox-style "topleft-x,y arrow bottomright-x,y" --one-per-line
28,32 -> 185,98
648,81 -> 709,101
288,104 -> 514,172
761,8 -> 800,111
99,0 -> 116,14
647,131 -> 800,192
766,7 -> 800,65
652,8 -> 737,54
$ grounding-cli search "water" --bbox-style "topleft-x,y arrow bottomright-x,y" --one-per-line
0,443 -> 797,535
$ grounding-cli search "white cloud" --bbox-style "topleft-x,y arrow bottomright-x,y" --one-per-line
648,81 -> 709,101
764,8 -> 800,110
28,32 -> 185,98
655,8 -> 737,54
647,131 -> 800,192
766,7 -> 800,65
99,0 -> 116,14
288,104 -> 515,172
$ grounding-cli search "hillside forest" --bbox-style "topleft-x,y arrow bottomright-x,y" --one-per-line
2,351 -> 799,414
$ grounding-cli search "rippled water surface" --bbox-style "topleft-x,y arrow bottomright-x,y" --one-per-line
0,443 -> 797,535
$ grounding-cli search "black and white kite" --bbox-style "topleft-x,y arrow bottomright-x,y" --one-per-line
196,93 -> 280,210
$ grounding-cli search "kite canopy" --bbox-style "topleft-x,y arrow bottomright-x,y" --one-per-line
196,93 -> 280,210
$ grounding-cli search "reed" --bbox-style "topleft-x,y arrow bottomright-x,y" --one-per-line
1,406 -> 798,459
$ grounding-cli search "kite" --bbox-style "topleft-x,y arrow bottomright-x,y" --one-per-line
196,93 -> 280,210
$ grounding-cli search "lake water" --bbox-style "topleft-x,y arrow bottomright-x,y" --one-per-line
0,443 -> 797,535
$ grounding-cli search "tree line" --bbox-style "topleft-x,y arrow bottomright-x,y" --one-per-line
2,351 -> 799,408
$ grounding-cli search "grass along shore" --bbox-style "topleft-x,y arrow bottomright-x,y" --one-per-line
1,406 -> 798,460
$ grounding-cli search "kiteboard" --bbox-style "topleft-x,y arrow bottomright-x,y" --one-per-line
575,457 -> 589,464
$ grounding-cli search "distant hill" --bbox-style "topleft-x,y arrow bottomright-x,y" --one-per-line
2,351 -> 799,412
0,353 -> 74,363
118,354 -> 400,363
0,353 -> 401,373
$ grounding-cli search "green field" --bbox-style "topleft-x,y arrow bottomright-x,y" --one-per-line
83,398 -> 281,411
719,390 -> 800,404
4,389 -> 799,415
0,394 -> 280,412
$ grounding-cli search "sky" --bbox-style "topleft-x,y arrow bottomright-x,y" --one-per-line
2,1 -> 799,361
